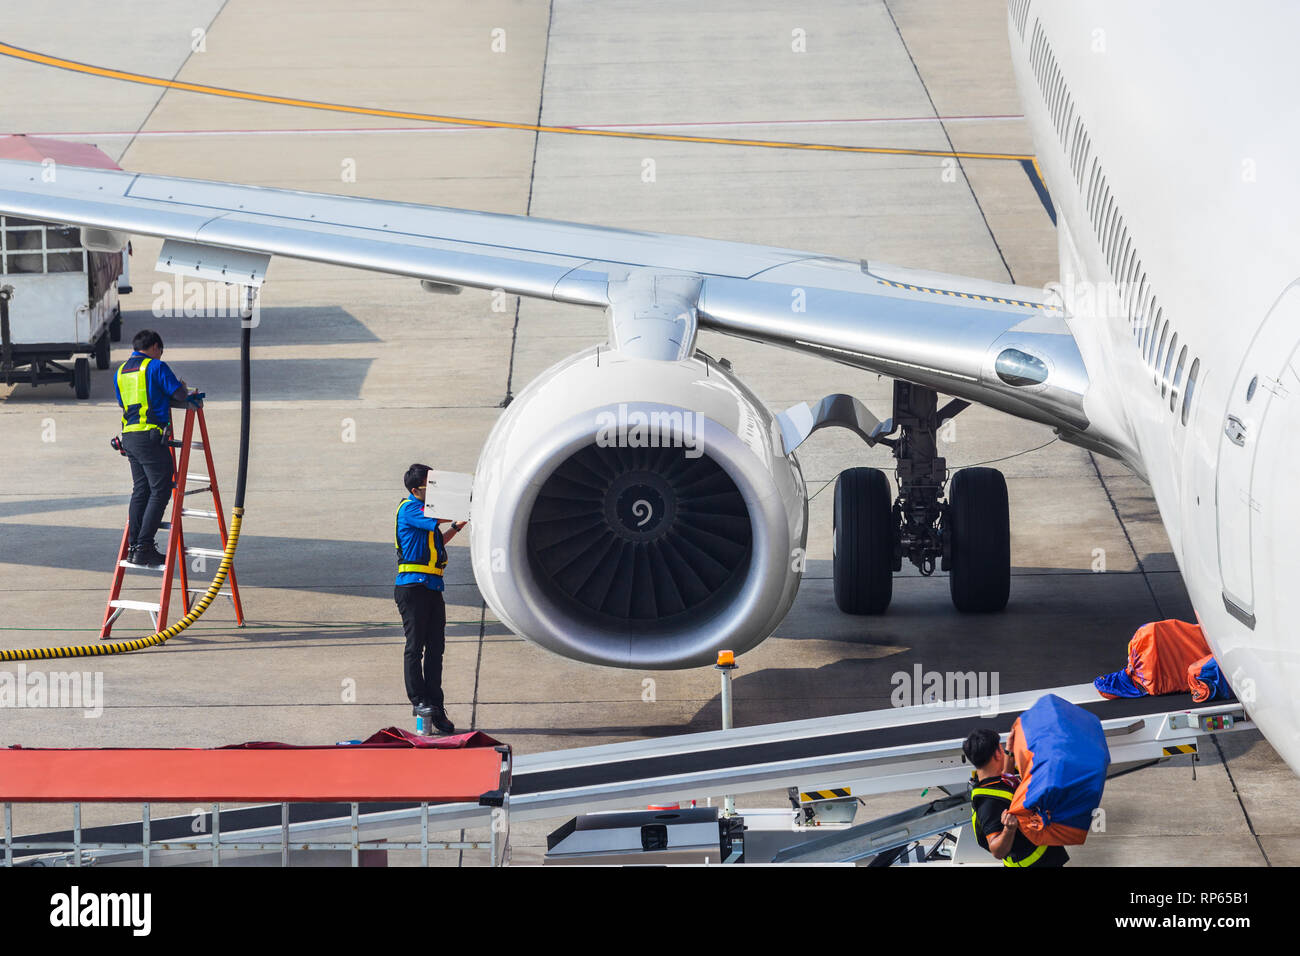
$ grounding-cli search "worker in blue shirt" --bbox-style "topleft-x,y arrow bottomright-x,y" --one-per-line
114,329 -> 202,569
395,463 -> 466,734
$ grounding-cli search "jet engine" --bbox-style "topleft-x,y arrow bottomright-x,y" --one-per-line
470,346 -> 807,669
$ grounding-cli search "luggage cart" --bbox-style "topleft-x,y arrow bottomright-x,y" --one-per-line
0,135 -> 130,399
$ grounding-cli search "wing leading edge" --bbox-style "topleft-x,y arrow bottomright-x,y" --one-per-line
0,159 -> 1099,441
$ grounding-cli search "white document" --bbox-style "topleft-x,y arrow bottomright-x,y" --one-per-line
423,470 -> 472,523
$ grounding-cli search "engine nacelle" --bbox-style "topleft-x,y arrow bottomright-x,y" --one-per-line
470,346 -> 807,669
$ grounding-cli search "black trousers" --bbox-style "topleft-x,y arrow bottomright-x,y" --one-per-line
395,585 -> 446,708
121,429 -> 174,550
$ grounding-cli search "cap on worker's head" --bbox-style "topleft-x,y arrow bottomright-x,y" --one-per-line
404,463 -> 432,492
962,728 -> 1001,768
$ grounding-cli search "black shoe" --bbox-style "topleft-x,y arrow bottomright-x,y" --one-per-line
134,545 -> 167,569
428,707 -> 455,735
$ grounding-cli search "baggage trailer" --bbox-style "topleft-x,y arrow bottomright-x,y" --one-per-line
0,135 -> 131,399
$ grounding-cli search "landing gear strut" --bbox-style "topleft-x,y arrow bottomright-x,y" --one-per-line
832,380 -> 1009,614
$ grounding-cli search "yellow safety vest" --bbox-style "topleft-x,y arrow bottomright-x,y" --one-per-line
970,786 -> 1049,868
117,357 -> 162,433
395,499 -> 446,576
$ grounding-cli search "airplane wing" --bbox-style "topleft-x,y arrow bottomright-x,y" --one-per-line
0,159 -> 1095,439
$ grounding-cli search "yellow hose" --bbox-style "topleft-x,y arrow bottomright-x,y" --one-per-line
0,508 -> 243,662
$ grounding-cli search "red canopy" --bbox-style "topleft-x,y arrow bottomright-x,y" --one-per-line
0,134 -> 121,170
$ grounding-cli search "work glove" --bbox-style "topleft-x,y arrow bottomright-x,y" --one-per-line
187,390 -> 206,408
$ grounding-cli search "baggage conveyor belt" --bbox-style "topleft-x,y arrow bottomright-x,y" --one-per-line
6,682 -> 1250,863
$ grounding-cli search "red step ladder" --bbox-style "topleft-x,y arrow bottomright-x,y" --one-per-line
101,405 -> 245,637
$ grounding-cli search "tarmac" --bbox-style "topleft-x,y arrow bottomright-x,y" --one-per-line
0,0 -> 1295,866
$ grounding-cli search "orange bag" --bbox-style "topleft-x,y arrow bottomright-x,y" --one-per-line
1096,620 -> 1210,699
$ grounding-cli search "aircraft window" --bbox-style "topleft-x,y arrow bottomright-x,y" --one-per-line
1181,358 -> 1201,425
1247,375 -> 1257,402
1011,1 -> 1030,39
1161,332 -> 1178,398
1145,306 -> 1162,359
1171,345 -> 1188,412
1132,274 -> 1147,334
1149,310 -> 1165,364
1124,254 -> 1139,312
1154,319 -> 1169,375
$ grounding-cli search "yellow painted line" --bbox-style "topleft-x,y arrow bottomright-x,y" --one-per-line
0,42 -> 1036,164
1162,744 -> 1197,755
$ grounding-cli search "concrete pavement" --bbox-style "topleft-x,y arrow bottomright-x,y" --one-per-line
0,0 -> 1293,866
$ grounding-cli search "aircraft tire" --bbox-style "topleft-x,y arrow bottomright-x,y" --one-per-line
833,466 -> 894,614
948,466 -> 1010,612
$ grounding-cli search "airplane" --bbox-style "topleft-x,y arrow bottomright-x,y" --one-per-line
2,0 -> 1297,777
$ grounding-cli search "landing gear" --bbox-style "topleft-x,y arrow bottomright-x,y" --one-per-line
833,467 -> 894,614
832,380 -> 1010,614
